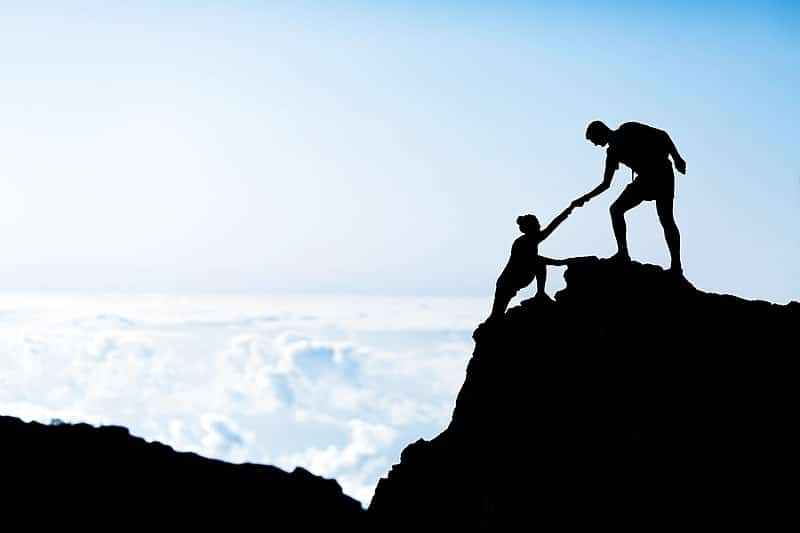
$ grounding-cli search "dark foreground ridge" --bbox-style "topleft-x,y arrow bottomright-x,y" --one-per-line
0,415 -> 365,528
369,257 -> 798,529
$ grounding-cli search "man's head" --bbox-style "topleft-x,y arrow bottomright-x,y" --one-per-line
516,214 -> 540,235
585,120 -> 612,146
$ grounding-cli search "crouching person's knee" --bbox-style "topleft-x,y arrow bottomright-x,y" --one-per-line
494,279 -> 518,301
494,284 -> 516,301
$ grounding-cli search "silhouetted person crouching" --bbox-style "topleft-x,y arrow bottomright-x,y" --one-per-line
574,120 -> 687,273
488,206 -> 573,320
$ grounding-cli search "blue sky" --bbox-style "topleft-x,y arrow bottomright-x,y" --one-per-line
0,1 -> 797,301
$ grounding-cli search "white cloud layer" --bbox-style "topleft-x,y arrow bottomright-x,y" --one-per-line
0,292 -> 484,504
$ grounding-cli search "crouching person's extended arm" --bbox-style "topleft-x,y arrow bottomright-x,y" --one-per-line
540,255 -> 569,266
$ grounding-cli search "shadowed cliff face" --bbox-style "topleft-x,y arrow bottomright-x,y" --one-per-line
0,416 -> 365,528
369,257 -> 799,529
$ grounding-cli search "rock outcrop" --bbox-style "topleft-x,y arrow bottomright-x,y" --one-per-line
369,258 -> 798,529
0,415 -> 365,528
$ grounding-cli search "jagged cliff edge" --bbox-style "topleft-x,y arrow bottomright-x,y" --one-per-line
369,257 -> 798,529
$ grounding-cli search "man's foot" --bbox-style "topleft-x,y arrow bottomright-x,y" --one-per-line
609,251 -> 631,263
668,264 -> 684,276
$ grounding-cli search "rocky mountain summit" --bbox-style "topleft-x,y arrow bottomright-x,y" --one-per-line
369,257 -> 798,529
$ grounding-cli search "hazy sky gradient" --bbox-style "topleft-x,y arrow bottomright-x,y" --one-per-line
0,1 -> 797,301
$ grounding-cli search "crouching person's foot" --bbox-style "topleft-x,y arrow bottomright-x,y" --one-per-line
521,292 -> 553,307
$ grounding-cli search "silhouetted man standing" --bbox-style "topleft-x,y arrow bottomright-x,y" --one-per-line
574,121 -> 686,273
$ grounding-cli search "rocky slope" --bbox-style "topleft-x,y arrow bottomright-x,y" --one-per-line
369,257 -> 798,529
0,415 -> 365,528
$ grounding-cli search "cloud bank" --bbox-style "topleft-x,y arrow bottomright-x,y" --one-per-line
0,292 -> 484,504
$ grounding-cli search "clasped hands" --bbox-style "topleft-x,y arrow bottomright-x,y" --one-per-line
570,195 -> 591,209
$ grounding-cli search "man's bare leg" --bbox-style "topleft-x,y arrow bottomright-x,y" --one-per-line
656,196 -> 682,273
609,185 -> 644,261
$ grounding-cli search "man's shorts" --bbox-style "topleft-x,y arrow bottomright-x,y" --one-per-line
626,164 -> 675,202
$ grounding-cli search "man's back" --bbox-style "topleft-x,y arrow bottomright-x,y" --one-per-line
607,122 -> 672,174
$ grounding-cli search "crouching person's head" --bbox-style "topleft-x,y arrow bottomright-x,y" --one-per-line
516,214 -> 540,235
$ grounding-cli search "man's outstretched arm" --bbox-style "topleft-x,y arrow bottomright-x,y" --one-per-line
539,205 -> 573,242
573,162 -> 615,207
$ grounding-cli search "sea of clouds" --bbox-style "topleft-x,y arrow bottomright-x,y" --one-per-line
0,292 -> 487,505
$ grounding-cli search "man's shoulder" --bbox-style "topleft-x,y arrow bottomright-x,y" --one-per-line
618,121 -> 654,133
613,122 -> 669,154
607,123 -> 640,151
618,121 -> 666,138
